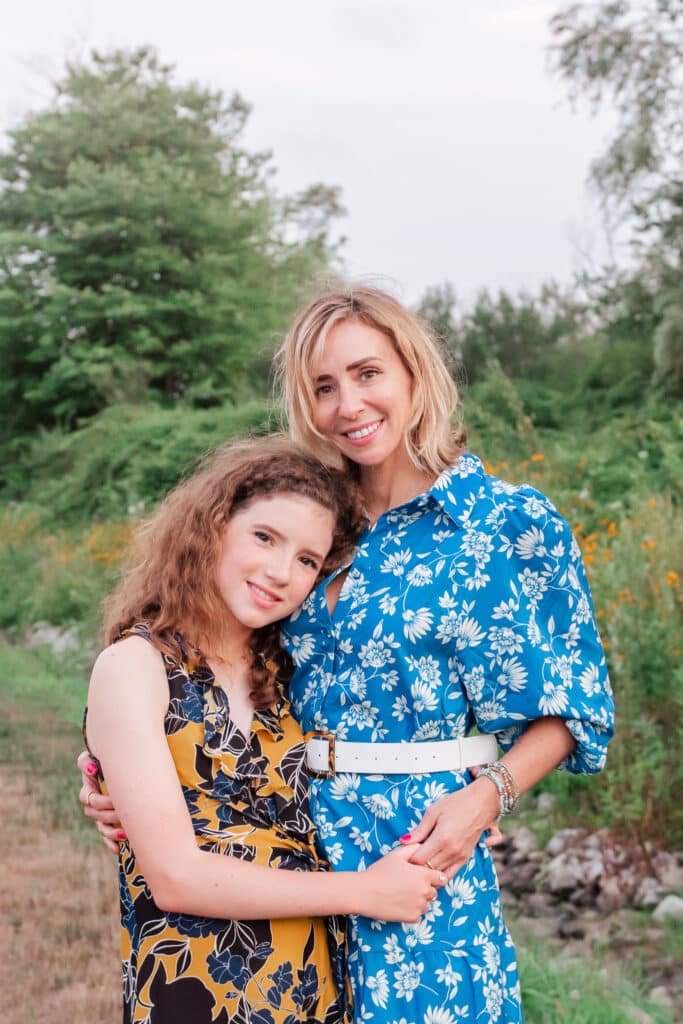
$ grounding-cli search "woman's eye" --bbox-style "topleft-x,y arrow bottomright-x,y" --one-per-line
315,384 -> 333,397
254,530 -> 271,543
360,368 -> 379,380
300,556 -> 319,570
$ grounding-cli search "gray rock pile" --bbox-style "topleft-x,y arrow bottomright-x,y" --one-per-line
493,818 -> 683,1017
494,824 -> 683,918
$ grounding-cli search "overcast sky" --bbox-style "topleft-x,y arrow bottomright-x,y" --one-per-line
1,0 -> 615,305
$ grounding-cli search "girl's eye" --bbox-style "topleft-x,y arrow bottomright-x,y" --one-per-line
299,556 -> 319,570
360,368 -> 379,380
254,530 -> 271,543
314,384 -> 333,397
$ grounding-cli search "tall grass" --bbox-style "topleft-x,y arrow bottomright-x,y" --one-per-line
0,643 -> 94,839
516,934 -> 675,1023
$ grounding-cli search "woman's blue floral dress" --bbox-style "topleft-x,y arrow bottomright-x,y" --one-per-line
282,454 -> 614,1024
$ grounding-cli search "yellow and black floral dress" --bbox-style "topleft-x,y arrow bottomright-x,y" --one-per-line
86,624 -> 350,1024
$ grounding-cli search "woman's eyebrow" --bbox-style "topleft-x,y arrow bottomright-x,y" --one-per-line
315,356 -> 385,382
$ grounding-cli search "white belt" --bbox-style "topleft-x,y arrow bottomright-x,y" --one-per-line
304,731 -> 498,778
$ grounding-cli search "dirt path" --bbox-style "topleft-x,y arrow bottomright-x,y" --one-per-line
0,766 -> 120,1023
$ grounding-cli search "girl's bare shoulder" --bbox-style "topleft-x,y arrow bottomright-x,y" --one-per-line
91,634 -> 166,687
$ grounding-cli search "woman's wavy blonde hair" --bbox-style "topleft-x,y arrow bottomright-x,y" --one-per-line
276,285 -> 465,476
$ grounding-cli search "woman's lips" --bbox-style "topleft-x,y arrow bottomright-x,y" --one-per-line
343,420 -> 382,445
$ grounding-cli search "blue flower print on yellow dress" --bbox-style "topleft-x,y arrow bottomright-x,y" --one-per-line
85,624 -> 350,1024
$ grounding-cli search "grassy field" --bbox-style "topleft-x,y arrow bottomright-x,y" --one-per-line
0,645 -> 119,1023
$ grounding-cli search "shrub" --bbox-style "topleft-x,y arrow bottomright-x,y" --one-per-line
4,399 -> 274,522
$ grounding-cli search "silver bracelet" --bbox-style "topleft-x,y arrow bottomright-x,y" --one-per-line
478,761 -> 519,815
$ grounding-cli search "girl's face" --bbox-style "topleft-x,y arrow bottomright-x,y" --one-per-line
214,493 -> 335,634
311,319 -> 414,470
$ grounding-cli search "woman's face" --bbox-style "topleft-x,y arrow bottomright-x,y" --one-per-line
311,319 -> 414,470
214,494 -> 335,634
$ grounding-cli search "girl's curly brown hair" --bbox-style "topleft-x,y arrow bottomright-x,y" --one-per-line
103,435 -> 364,706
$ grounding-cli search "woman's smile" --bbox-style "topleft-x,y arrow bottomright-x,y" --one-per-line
313,320 -> 414,470
343,419 -> 383,444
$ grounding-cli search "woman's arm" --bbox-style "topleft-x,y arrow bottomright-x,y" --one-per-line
406,718 -> 575,878
87,637 -> 439,921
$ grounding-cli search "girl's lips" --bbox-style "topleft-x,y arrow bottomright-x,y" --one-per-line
343,420 -> 383,446
247,582 -> 282,607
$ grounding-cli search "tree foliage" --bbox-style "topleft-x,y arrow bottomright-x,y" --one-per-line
0,47 -> 343,441
549,1 -> 683,395
418,281 -> 589,389
549,1 -> 682,218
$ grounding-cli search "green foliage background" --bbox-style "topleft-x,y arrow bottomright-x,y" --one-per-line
1,13 -> 681,1019
1,30 -> 681,848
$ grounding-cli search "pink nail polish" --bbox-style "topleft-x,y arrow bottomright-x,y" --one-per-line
116,830 -> 127,841
86,762 -> 98,775
399,833 -> 412,842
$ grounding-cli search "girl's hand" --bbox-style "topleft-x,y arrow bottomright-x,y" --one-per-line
355,843 -> 443,922
77,749 -> 124,854
404,776 -> 501,880
484,821 -> 504,848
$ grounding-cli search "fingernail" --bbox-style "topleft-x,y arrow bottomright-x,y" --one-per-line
399,833 -> 412,842
86,762 -> 98,775
116,830 -> 127,841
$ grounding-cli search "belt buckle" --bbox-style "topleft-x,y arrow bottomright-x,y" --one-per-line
305,730 -> 336,779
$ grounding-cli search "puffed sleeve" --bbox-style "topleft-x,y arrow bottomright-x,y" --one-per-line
457,483 -> 614,774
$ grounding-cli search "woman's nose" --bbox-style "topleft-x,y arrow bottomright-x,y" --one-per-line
337,382 -> 364,419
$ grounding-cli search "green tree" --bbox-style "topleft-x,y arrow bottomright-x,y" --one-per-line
549,1 -> 683,394
0,47 -> 343,441
549,0 -> 682,218
416,282 -> 458,351
418,282 -> 588,386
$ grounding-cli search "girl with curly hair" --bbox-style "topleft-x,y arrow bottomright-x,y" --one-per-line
83,435 -> 440,1024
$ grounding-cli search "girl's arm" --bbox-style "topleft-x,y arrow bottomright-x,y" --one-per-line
78,751 -> 123,852
87,637 -> 439,922
406,718 -> 575,877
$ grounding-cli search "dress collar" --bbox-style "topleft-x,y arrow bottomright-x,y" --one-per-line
426,452 -> 484,528
377,452 -> 483,530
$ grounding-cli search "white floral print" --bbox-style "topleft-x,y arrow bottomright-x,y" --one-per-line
283,453 -> 614,1023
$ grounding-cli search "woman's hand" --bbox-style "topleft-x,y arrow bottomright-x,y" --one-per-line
406,720 -> 577,878
356,843 -> 443,922
404,776 -> 501,881
77,749 -> 124,853
470,765 -> 504,849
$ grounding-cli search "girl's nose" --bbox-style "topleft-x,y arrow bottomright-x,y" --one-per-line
264,553 -> 291,585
